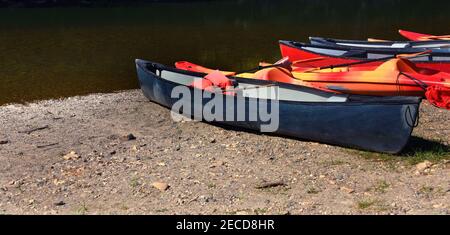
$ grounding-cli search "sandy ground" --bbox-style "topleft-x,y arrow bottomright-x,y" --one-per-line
0,89 -> 448,215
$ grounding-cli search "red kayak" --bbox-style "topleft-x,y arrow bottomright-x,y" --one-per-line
279,40 -> 450,73
399,29 -> 450,41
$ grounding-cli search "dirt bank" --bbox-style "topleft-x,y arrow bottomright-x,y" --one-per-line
0,90 -> 448,214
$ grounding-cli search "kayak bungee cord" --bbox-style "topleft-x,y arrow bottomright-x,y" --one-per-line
399,72 -> 429,91
405,105 -> 420,128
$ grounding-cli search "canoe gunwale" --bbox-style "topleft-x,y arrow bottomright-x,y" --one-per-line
309,36 -> 450,48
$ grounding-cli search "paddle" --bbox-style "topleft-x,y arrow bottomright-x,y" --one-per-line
367,38 -> 389,42
303,50 -> 433,72
421,36 -> 450,40
232,57 -> 292,75
233,57 -> 330,76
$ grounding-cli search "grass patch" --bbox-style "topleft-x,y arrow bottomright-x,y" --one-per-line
306,187 -> 320,194
374,180 -> 390,193
357,199 -> 390,211
419,186 -> 434,194
350,137 -> 449,165
129,177 -> 140,188
357,199 -> 377,210
321,159 -> 347,167
419,186 -> 446,197
75,203 -> 88,215
155,208 -> 169,213
254,208 -> 268,215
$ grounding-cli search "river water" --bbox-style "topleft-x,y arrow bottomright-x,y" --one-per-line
1,0 -> 450,105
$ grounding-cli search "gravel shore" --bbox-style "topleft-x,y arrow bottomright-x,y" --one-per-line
0,90 -> 448,214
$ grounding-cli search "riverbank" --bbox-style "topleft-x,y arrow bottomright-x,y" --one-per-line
0,90 -> 448,214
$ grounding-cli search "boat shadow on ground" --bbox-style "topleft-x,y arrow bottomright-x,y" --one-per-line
208,122 -> 449,161
399,136 -> 449,157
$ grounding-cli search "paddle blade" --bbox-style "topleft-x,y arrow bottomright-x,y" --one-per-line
396,50 -> 432,59
273,57 -> 292,70
175,61 -> 236,76
399,29 -> 434,41
367,38 -> 389,42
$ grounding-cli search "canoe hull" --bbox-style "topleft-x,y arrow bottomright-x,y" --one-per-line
280,40 -> 450,73
136,59 -> 421,154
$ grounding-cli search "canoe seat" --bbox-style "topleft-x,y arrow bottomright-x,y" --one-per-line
375,58 -> 439,75
253,67 -> 294,83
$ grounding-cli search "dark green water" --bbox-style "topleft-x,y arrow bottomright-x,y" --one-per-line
2,0 -> 450,105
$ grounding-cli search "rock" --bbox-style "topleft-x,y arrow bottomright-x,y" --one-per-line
63,151 -> 80,160
0,140 -> 8,144
152,182 -> 169,191
54,201 -> 66,206
416,160 -> 432,172
340,186 -> 355,194
122,134 -> 136,141
131,145 -> 138,151
209,160 -> 225,168
28,199 -> 35,205
110,150 -> 116,155
255,180 -> 286,189
53,179 -> 65,186
198,195 -> 214,205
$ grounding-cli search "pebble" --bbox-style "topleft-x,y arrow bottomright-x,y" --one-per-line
122,134 -> 136,141
416,160 -> 432,172
54,201 -> 66,206
197,195 -> 214,205
152,182 -> 170,191
235,211 -> 249,215
63,151 -> 80,160
0,140 -> 9,144
340,186 -> 355,194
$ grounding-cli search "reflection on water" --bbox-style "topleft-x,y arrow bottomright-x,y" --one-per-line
1,0 -> 450,105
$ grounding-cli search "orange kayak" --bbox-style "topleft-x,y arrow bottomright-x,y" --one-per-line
175,58 -> 450,109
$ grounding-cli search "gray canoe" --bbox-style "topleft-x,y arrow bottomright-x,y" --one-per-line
135,59 -> 421,153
